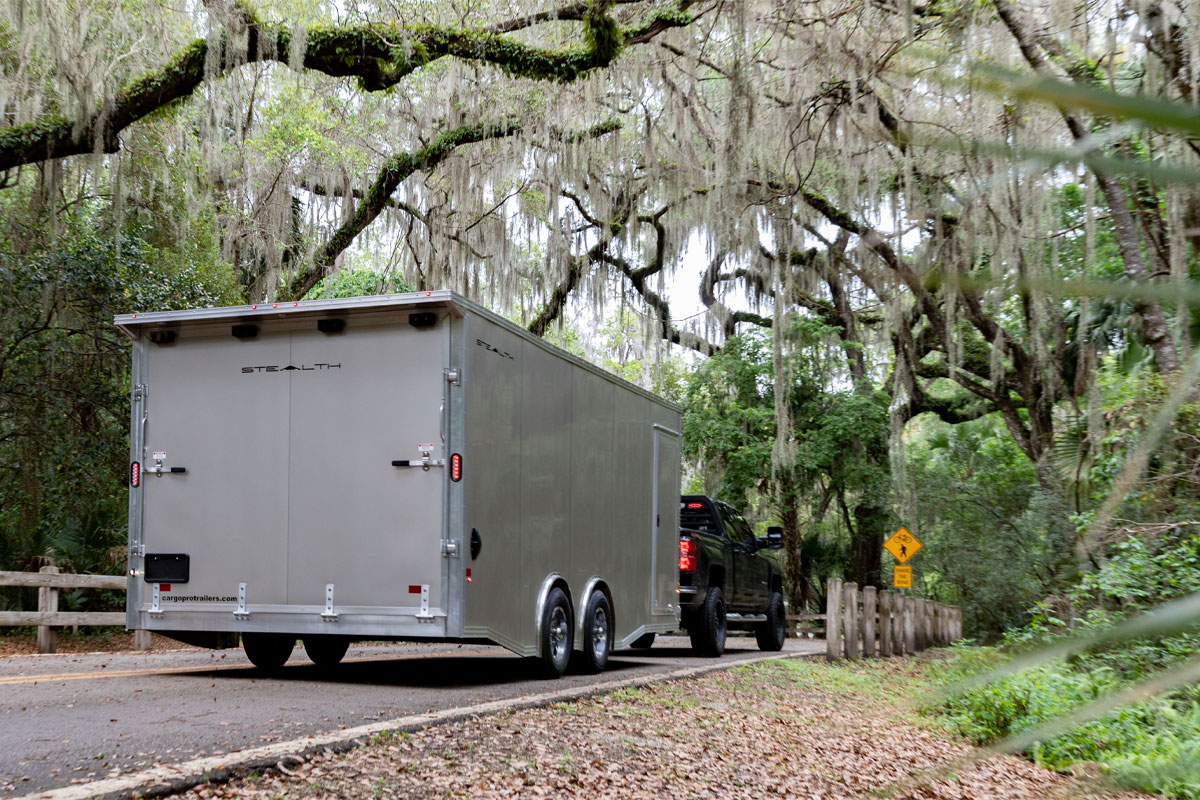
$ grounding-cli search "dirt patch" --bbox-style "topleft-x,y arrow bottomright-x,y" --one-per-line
175,658 -> 1147,800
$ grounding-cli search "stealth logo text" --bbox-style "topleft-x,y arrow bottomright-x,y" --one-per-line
241,363 -> 342,373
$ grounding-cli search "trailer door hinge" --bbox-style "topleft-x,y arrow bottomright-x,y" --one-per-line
444,368 -> 460,386
130,543 -> 146,559
441,539 -> 460,558
133,384 -> 148,401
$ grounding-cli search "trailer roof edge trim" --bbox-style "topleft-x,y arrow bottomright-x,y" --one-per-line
113,290 -> 681,413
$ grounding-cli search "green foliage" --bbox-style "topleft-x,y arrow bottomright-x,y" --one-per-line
932,645 -> 1200,798
303,268 -> 411,299
905,414 -> 1077,639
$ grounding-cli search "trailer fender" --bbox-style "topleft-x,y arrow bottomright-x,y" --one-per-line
533,573 -> 573,659
575,577 -> 612,650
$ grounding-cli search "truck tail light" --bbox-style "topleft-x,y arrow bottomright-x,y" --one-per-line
450,453 -> 462,482
686,502 -> 703,509
679,537 -> 696,572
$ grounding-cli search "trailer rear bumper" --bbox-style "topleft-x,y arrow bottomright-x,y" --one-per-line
132,606 -> 448,639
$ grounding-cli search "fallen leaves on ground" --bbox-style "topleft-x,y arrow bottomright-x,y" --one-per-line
0,631 -> 194,657
175,656 -> 1147,800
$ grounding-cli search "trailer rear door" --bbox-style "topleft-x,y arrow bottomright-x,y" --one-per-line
140,318 -> 447,612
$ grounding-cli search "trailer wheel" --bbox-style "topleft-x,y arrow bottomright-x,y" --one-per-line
303,635 -> 349,667
242,633 -> 295,672
630,632 -> 656,649
755,592 -> 786,652
690,587 -> 726,657
572,592 -> 612,674
538,587 -> 573,678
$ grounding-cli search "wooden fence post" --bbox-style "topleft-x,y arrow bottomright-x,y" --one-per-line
862,586 -> 876,658
878,590 -> 892,657
843,582 -> 860,660
954,606 -> 962,641
37,565 -> 59,654
903,596 -> 915,654
825,577 -> 843,661
926,600 -> 935,648
921,599 -> 931,650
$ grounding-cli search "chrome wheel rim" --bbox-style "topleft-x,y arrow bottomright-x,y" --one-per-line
549,606 -> 569,663
591,607 -> 609,661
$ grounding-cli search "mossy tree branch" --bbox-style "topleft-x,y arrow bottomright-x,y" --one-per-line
0,1 -> 695,172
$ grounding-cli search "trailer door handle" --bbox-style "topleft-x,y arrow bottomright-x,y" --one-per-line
392,459 -> 444,467
146,466 -> 187,475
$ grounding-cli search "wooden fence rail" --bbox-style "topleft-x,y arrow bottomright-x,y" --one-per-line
823,577 -> 962,660
0,567 -> 148,654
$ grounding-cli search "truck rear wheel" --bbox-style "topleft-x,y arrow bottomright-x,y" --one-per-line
690,587 -> 726,657
538,587 -> 573,679
303,635 -> 350,667
755,592 -> 786,652
572,591 -> 612,674
242,633 -> 294,672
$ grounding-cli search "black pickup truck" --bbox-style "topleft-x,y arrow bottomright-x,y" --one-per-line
675,494 -> 786,656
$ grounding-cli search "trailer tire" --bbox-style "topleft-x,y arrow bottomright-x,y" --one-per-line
755,592 -> 786,651
630,632 -> 656,649
303,635 -> 349,667
691,587 -> 726,657
572,592 -> 612,674
242,633 -> 294,672
538,587 -> 573,678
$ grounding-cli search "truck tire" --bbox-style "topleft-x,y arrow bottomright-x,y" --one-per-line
242,633 -> 294,672
755,592 -> 786,652
303,635 -> 349,667
690,587 -> 726,657
538,587 -> 573,679
630,632 -> 656,649
572,591 -> 612,674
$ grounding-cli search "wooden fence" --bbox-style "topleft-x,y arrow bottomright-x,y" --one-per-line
823,577 -> 961,660
0,567 -> 150,653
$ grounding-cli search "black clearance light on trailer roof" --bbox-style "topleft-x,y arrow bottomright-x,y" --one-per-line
231,324 -> 258,339
148,329 -> 178,345
317,318 -> 346,334
409,312 -> 437,328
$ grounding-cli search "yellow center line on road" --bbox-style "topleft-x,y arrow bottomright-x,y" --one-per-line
0,650 -> 496,686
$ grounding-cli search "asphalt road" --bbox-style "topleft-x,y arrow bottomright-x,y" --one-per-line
0,635 -> 823,797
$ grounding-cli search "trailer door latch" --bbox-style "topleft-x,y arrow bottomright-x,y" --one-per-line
441,539 -> 460,558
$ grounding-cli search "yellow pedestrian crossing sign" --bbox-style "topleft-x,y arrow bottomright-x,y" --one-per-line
884,527 -> 921,564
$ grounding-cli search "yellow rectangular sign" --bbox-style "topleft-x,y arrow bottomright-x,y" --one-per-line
884,527 -> 922,564
893,565 -> 913,588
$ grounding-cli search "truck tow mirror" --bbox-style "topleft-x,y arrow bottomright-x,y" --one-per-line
766,527 -> 784,548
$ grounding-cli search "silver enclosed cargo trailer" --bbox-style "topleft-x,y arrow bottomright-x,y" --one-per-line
115,292 -> 681,676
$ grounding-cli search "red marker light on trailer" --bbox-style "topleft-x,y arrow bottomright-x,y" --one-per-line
450,453 -> 462,482
465,568 -> 472,583
130,461 -> 140,487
